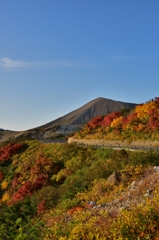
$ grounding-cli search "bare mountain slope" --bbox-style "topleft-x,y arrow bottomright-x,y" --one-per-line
40,97 -> 137,128
0,97 -> 137,142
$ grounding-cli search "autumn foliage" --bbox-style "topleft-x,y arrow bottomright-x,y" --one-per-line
77,97 -> 159,140
0,139 -> 159,239
37,198 -> 46,214
0,171 -> 4,181
1,97 -> 159,239
0,142 -> 25,164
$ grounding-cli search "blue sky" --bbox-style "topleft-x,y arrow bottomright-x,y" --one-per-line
0,1 -> 159,131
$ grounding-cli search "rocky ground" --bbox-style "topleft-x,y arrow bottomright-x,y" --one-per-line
86,166 -> 159,215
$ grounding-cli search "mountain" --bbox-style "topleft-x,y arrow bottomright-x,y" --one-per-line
41,97 -> 137,127
0,97 -> 137,143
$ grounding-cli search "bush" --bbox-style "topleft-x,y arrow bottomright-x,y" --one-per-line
30,185 -> 59,212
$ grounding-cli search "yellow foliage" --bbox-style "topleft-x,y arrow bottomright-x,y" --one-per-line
1,180 -> 8,190
111,198 -> 159,239
136,123 -> 145,131
12,160 -> 18,165
135,101 -> 156,118
110,116 -> 123,128
2,192 -> 10,202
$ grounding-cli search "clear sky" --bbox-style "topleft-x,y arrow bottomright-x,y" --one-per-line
0,1 -> 159,131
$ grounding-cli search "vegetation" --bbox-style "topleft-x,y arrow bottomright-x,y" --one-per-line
0,139 -> 159,239
1,97 -> 159,239
74,97 -> 159,141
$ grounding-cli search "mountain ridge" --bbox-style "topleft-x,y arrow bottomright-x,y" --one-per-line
37,97 -> 137,128
0,97 -> 137,142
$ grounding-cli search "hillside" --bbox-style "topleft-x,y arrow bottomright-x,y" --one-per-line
73,97 -> 159,143
0,97 -> 137,143
1,97 -> 159,239
1,141 -> 159,239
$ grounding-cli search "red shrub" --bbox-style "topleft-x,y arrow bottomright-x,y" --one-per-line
33,174 -> 47,190
126,112 -> 138,124
8,181 -> 34,205
101,112 -> 120,127
8,174 -> 47,205
0,172 -> 4,181
68,206 -> 83,214
86,116 -> 103,129
148,108 -> 159,130
10,177 -> 20,192
0,143 -> 25,164
37,198 -> 46,214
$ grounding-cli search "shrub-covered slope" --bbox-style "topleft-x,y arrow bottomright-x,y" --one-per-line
1,140 -> 159,239
74,97 -> 159,142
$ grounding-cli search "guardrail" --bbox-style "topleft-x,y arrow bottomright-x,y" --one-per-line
77,143 -> 159,152
41,140 -> 67,144
41,139 -> 159,151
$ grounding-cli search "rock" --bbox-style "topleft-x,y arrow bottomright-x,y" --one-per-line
144,193 -> 149,198
85,201 -> 96,208
154,166 -> 159,172
130,181 -> 137,189
107,172 -> 122,185
92,206 -> 97,209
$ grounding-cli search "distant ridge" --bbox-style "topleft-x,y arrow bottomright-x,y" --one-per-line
0,97 -> 137,142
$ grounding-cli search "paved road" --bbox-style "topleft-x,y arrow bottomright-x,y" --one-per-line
92,144 -> 159,151
41,139 -> 159,151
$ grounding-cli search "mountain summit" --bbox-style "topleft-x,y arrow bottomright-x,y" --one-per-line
0,97 -> 137,142
41,97 -> 137,127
